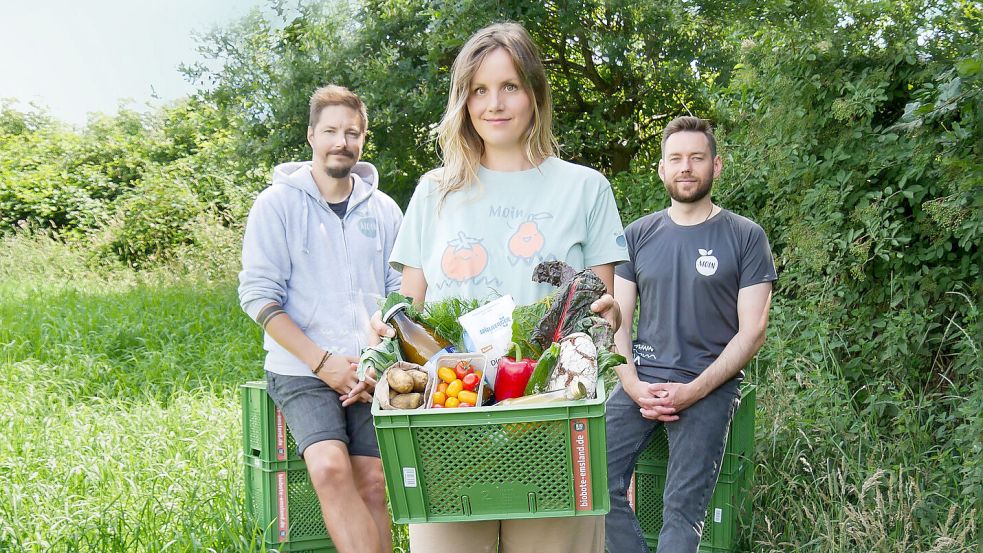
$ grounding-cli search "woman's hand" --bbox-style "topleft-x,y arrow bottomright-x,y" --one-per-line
370,310 -> 396,340
591,293 -> 622,332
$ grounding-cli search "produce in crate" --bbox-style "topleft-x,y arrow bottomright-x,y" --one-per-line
377,362 -> 431,410
356,336 -> 401,381
430,355 -> 488,408
524,342 -> 560,396
530,261 -> 608,349
495,342 -> 537,400
497,380 -> 587,406
381,295 -> 455,365
549,333 -> 599,398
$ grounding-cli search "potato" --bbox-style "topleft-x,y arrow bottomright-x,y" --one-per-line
386,368 -> 415,394
407,369 -> 429,393
390,392 -> 422,409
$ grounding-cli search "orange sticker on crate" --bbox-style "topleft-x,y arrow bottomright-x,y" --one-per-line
275,408 -> 287,461
276,471 -> 289,541
570,418 -> 593,511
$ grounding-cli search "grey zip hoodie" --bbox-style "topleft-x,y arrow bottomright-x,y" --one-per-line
238,160 -> 402,377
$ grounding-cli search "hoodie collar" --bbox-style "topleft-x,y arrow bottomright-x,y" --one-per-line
270,160 -> 382,255
273,160 -> 379,211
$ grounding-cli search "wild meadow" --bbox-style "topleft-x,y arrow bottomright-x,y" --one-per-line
1,231 -> 976,552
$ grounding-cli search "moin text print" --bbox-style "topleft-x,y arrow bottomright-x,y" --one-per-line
696,249 -> 718,276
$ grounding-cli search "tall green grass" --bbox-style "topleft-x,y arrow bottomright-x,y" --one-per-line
1,232 -> 976,552
0,234 -> 267,552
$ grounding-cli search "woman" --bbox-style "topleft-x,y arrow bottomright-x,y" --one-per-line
378,22 -> 628,553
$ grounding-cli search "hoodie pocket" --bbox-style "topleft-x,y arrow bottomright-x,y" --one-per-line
296,296 -> 321,331
303,291 -> 354,348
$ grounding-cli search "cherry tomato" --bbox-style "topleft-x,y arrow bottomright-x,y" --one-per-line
454,360 -> 473,380
431,403 -> 444,409
445,397 -> 461,408
437,382 -> 448,394
462,372 -> 480,392
459,402 -> 474,408
431,391 -> 446,407
446,379 -> 463,398
457,390 -> 478,405
438,366 -> 456,383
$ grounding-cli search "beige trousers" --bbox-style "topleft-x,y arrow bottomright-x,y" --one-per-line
407,515 -> 603,553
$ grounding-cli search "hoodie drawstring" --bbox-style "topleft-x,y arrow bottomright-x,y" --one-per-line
301,198 -> 310,255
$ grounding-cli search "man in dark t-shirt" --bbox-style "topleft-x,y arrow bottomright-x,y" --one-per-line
605,117 -> 777,553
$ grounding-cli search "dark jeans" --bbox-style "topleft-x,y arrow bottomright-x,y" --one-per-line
605,376 -> 740,553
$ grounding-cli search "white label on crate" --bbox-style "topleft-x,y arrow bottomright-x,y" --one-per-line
714,507 -> 723,523
402,467 -> 417,488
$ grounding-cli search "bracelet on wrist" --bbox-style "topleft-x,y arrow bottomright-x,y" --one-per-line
312,350 -> 332,375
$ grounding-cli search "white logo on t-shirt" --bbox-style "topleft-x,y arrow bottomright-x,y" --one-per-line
696,249 -> 718,276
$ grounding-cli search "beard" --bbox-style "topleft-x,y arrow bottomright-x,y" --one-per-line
323,149 -> 357,178
664,174 -> 713,203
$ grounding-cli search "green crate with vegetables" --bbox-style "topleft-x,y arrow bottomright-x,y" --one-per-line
367,261 -> 624,522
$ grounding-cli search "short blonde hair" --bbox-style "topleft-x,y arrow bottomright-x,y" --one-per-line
309,85 -> 368,132
432,22 -> 557,204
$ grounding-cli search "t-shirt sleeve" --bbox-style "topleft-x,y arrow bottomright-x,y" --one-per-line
739,223 -> 778,288
389,179 -> 430,272
583,179 -> 630,267
614,220 -> 638,283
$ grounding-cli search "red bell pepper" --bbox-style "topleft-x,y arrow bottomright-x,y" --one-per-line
495,343 -> 537,400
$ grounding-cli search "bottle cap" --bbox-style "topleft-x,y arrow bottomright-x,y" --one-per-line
566,381 -> 587,400
382,302 -> 411,323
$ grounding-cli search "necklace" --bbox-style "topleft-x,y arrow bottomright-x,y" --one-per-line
670,203 -> 715,225
703,204 -> 715,223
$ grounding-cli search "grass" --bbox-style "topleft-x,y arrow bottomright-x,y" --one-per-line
0,232 -> 977,552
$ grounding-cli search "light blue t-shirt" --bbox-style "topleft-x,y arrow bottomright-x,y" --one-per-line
391,157 -> 629,306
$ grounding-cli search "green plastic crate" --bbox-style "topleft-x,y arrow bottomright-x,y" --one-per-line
636,384 -> 755,476
372,379 -> 610,523
241,380 -> 300,463
240,381 -> 334,552
243,455 -> 335,552
634,462 -> 752,552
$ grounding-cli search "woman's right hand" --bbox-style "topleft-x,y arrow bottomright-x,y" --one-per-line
369,310 -> 396,343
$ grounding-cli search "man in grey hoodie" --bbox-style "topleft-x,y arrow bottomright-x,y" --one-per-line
238,85 -> 401,553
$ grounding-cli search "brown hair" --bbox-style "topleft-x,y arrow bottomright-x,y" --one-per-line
309,85 -> 368,131
431,22 -> 557,205
661,116 -> 717,158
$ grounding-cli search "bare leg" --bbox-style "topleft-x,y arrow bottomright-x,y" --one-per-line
351,455 -> 393,553
304,440 -> 383,553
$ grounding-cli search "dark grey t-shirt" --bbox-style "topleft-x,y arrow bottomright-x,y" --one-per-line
615,208 -> 777,385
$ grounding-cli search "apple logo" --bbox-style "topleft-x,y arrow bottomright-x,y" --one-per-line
696,249 -> 718,276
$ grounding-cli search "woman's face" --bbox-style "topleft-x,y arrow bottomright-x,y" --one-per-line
466,47 -> 534,155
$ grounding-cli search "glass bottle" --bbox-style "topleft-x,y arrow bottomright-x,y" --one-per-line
382,302 -> 454,366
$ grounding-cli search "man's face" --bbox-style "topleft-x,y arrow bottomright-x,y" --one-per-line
658,131 -> 722,203
307,104 -> 365,179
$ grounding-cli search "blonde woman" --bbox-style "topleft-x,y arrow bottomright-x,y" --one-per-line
374,22 -> 628,553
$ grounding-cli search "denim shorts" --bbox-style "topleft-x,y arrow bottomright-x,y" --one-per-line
265,371 -> 380,458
